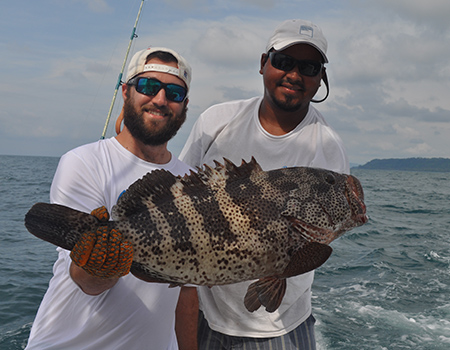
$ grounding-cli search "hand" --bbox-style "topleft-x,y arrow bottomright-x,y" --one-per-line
70,206 -> 133,279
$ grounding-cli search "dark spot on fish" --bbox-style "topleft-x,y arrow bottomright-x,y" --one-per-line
324,173 -> 336,185
152,246 -> 163,255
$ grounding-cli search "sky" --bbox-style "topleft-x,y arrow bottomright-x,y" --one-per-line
1,0 -> 450,165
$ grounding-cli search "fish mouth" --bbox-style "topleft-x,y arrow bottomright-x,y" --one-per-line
287,175 -> 368,244
346,175 -> 369,225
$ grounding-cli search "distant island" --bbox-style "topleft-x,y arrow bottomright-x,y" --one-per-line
353,157 -> 450,172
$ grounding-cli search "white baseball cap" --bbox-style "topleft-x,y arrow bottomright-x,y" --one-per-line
125,47 -> 192,89
266,19 -> 328,63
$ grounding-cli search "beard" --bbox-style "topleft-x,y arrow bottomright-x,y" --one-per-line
122,97 -> 187,146
272,94 -> 302,112
271,78 -> 316,112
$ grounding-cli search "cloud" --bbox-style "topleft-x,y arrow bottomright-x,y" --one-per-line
189,17 -> 268,69
73,0 -> 112,13
392,123 -> 419,138
228,0 -> 275,9
377,0 -> 450,30
405,142 -> 434,155
216,85 -> 261,101
2,0 -> 449,164
163,0 -> 275,13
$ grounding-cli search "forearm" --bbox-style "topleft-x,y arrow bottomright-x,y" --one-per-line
175,286 -> 199,350
69,262 -> 119,295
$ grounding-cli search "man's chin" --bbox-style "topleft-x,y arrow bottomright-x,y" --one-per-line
274,99 -> 303,112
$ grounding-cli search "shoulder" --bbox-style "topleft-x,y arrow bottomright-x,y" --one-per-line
306,105 -> 329,125
199,97 -> 261,123
304,106 -> 342,141
204,97 -> 261,112
169,158 -> 193,177
180,97 -> 261,167
193,97 -> 261,136
60,139 -> 117,167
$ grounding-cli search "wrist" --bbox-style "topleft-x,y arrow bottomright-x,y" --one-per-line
69,262 -> 119,295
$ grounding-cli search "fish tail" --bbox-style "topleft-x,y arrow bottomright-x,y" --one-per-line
25,203 -> 102,251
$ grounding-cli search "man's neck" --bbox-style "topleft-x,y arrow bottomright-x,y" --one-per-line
258,99 -> 309,136
115,128 -> 172,164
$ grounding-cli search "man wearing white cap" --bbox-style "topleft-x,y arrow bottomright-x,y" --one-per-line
180,19 -> 349,349
26,47 -> 197,350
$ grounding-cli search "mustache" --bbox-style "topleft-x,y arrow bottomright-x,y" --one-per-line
278,77 -> 305,91
142,106 -> 173,117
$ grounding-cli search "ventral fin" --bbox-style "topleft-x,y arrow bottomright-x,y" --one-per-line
244,277 -> 287,313
282,242 -> 333,278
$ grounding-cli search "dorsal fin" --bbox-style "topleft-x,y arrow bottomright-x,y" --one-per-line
112,157 -> 264,220
181,157 -> 263,191
112,168 -> 181,220
223,157 -> 263,180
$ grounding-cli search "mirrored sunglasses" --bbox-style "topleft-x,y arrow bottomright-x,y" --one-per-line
269,52 -> 323,77
127,77 -> 187,102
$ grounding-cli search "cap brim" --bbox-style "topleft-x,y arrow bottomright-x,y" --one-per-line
272,41 -> 329,63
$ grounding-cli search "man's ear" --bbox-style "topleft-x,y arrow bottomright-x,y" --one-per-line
259,53 -> 269,74
312,68 -> 329,103
122,83 -> 129,100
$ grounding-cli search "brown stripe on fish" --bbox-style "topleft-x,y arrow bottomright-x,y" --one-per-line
223,170 -> 282,237
217,170 -> 293,274
179,173 -> 237,248
113,169 -> 196,263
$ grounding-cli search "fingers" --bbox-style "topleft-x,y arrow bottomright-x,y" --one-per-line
117,240 -> 133,276
70,230 -> 97,267
90,206 -> 110,222
95,228 -> 121,275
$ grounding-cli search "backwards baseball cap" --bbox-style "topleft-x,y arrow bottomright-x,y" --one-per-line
125,47 -> 192,90
266,19 -> 328,63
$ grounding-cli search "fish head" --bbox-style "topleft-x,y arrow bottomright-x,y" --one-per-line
280,168 -> 368,244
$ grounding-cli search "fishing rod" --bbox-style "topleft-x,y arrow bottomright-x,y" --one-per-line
100,0 -> 145,139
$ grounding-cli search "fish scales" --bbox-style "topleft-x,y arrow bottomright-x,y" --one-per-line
120,164 -> 291,285
25,157 -> 368,312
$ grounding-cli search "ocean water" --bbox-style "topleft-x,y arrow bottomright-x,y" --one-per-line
0,155 -> 449,349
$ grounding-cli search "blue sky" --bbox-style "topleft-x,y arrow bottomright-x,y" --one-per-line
1,0 -> 449,165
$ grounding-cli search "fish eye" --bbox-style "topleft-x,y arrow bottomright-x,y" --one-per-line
325,173 -> 336,185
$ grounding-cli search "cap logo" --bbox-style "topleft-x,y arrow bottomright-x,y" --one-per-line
143,64 -> 180,76
299,25 -> 314,38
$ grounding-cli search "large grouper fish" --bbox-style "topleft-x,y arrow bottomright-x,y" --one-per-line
25,157 -> 368,313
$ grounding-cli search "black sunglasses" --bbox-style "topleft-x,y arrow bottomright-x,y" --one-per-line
127,77 -> 187,102
269,52 -> 323,77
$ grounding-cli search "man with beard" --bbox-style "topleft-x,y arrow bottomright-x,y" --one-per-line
180,20 -> 349,349
26,47 -> 197,350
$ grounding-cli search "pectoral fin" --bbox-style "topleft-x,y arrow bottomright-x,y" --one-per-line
281,242 -> 332,278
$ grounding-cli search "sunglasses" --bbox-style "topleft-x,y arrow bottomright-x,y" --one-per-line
127,77 -> 187,102
269,52 -> 323,77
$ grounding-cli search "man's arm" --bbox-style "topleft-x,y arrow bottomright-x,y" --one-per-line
69,263 -> 119,295
175,286 -> 199,350
68,211 -> 133,295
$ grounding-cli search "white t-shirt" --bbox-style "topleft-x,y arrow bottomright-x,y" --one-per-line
26,138 -> 191,350
180,96 -> 349,337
